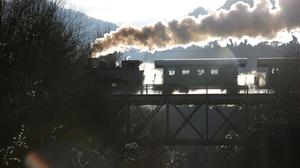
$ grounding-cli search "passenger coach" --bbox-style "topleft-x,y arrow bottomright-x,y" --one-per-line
155,58 -> 247,93
257,57 -> 300,93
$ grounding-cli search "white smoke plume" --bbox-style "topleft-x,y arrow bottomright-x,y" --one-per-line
92,0 -> 300,57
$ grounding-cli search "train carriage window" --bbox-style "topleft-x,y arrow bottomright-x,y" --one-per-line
211,69 -> 219,75
182,69 -> 190,75
168,69 -> 175,76
197,69 -> 205,76
271,67 -> 279,74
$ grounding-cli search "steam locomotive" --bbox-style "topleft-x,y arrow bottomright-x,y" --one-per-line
110,60 -> 144,84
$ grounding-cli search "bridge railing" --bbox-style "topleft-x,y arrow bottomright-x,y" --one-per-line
109,84 -> 298,95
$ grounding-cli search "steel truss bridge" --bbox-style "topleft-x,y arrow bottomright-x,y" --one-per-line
111,85 -> 300,146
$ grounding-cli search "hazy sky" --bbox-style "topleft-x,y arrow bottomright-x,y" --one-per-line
65,0 -> 226,26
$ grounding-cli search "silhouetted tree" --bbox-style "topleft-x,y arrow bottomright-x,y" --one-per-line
0,0 -> 117,167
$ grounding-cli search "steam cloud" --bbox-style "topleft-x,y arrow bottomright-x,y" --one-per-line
92,0 -> 300,56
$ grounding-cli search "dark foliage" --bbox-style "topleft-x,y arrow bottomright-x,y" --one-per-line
0,0 -> 123,167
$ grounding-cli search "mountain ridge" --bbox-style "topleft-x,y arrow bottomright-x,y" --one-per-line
62,8 -> 118,43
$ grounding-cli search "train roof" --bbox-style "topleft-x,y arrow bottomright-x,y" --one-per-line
257,57 -> 300,67
122,60 -> 142,64
155,58 -> 247,68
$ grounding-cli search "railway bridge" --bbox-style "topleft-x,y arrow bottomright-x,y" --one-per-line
111,85 -> 300,146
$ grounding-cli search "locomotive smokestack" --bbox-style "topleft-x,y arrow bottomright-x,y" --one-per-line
92,0 -> 300,57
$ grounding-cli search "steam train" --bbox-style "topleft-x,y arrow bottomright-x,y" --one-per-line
112,57 -> 300,94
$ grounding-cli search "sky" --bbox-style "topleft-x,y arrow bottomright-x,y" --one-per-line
65,0 -> 226,26
66,0 -> 300,51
